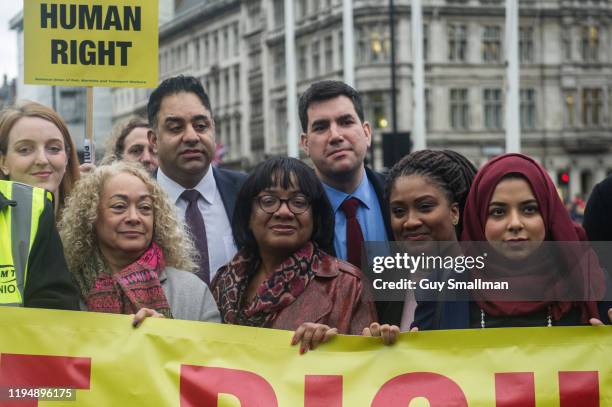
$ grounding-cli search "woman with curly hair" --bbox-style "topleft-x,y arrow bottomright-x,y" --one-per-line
59,161 -> 219,324
0,101 -> 80,216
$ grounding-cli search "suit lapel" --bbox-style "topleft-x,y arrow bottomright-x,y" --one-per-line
365,167 -> 392,240
213,167 -> 239,222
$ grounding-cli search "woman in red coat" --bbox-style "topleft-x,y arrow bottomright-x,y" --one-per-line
211,157 -> 377,353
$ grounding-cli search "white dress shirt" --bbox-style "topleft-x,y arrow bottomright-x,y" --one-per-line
157,167 -> 236,281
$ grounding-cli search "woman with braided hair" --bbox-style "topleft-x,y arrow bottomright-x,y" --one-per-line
364,149 -> 477,343
368,152 -> 609,345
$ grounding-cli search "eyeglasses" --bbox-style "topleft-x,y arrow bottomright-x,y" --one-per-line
254,194 -> 311,214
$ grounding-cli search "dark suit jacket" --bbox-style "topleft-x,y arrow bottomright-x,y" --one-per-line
583,176 -> 612,323
212,166 -> 247,222
362,167 -> 404,324
364,167 -> 392,240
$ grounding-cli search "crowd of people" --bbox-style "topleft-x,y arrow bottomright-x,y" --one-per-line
0,76 -> 610,353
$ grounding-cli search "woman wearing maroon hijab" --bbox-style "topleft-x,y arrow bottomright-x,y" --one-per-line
462,153 -> 609,328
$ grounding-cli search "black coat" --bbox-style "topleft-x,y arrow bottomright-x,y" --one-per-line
362,167 -> 405,325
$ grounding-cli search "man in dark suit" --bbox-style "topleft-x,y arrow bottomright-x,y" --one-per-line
299,80 -> 398,324
147,75 -> 246,284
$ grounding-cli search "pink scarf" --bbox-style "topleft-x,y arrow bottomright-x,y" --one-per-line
85,243 -> 172,318
211,242 -> 321,327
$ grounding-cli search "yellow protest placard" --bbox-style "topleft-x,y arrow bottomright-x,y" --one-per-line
23,0 -> 158,88
0,307 -> 610,406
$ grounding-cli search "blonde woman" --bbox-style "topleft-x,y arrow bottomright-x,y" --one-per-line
59,161 -> 219,324
0,101 -> 80,216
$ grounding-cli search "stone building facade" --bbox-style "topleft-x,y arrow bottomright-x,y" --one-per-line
111,0 -> 612,198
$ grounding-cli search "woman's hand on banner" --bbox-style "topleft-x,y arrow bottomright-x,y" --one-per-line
291,323 -> 338,354
362,322 -> 407,345
131,307 -> 165,328
589,308 -> 612,326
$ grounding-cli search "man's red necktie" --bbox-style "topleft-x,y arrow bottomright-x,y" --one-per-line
340,197 -> 364,268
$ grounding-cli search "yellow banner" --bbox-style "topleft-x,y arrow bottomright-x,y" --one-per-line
24,0 -> 158,88
0,307 -> 610,406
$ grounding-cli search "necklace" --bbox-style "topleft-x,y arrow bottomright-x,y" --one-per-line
480,306 -> 552,328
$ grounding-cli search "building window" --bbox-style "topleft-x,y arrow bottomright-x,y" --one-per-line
482,25 -> 501,63
233,117 -> 241,157
423,23 -> 429,61
223,28 -> 229,59
357,27 -> 367,63
274,0 -> 284,28
251,92 -> 263,117
325,35 -> 333,72
520,89 -> 536,130
194,41 -> 200,69
561,27 -> 571,61
484,88 -> 502,130
582,88 -> 602,127
519,27 -> 533,63
368,93 -> 388,129
372,28 -> 391,63
356,25 -> 391,64
248,50 -> 261,72
312,0 -> 320,13
298,0 -> 308,20
275,101 -> 287,147
213,33 -> 219,63
450,88 -> 469,130
59,90 -> 85,123
565,91 -> 575,127
216,118 -> 223,142
448,24 -> 467,62
581,25 -> 599,62
224,71 -> 230,106
298,44 -> 307,80
274,48 -> 285,81
233,23 -> 240,56
204,35 -> 209,66
425,88 -> 431,130
312,40 -> 320,77
234,68 -> 240,103
247,2 -> 261,32
213,78 -> 220,104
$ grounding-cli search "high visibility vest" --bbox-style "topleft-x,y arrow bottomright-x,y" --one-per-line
0,181 -> 51,306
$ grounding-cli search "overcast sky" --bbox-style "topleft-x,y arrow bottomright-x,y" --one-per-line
0,2 -> 22,80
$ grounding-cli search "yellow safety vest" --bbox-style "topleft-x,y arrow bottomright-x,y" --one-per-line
0,181 -> 51,306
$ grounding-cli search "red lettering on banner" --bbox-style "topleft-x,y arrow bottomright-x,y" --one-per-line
305,375 -> 342,407
559,371 -> 599,407
180,365 -> 278,407
0,353 -> 91,407
494,372 -> 535,407
371,372 -> 468,407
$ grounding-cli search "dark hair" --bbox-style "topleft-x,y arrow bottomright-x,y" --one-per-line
298,80 -> 365,132
386,149 -> 477,236
232,157 -> 335,255
114,117 -> 149,158
147,75 -> 213,128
